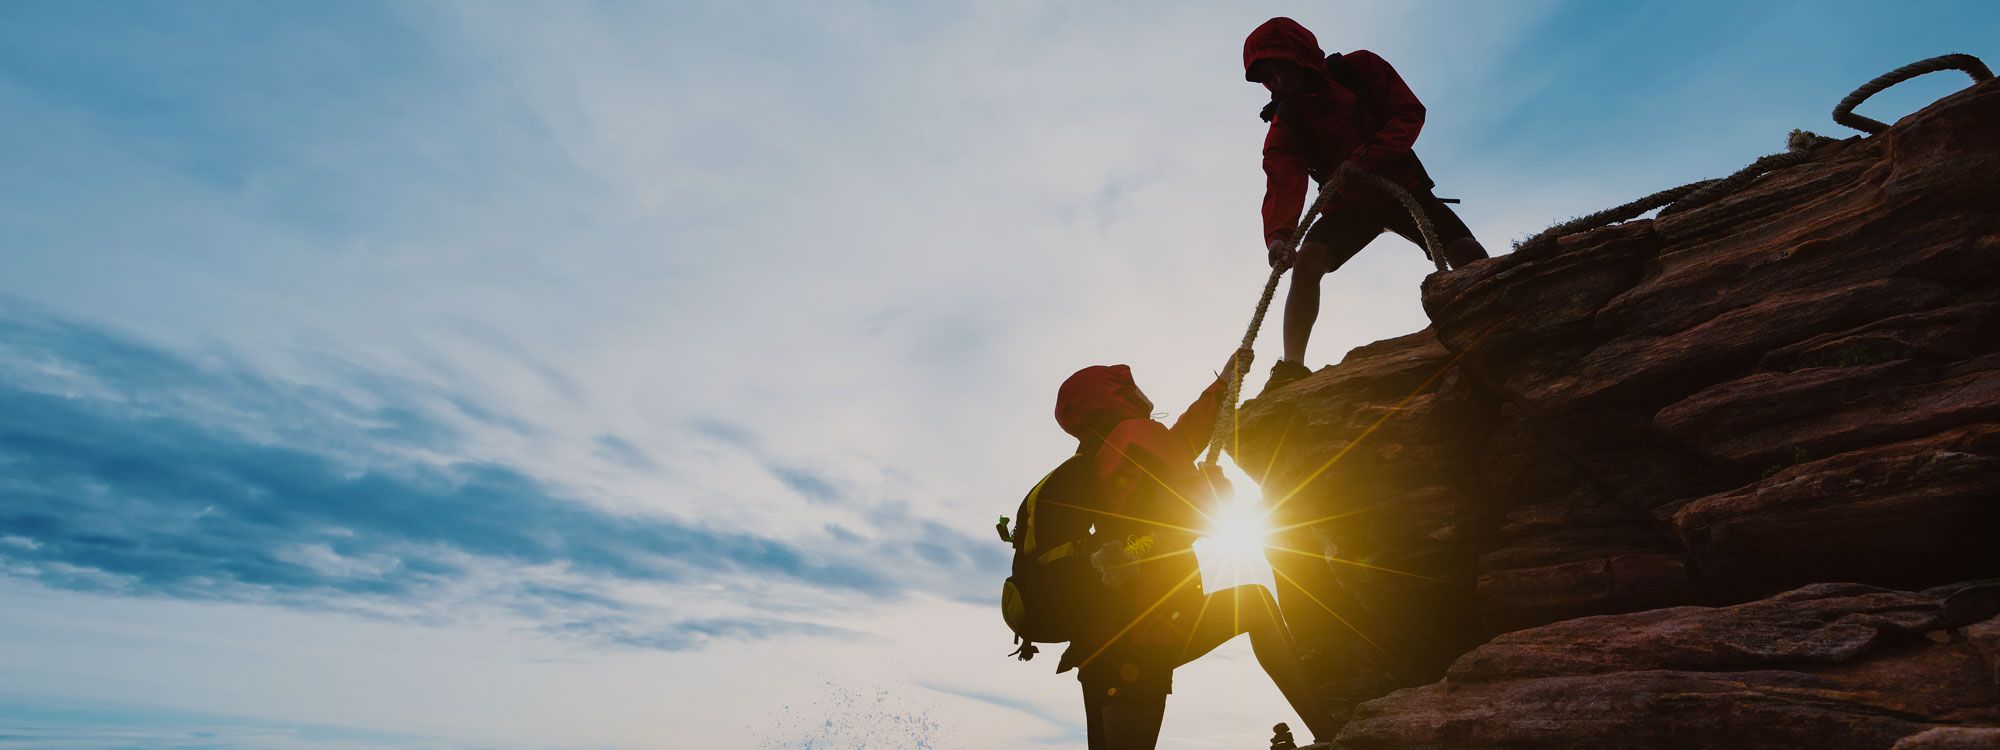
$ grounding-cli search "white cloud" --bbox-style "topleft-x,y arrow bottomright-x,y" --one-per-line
275,543 -> 404,580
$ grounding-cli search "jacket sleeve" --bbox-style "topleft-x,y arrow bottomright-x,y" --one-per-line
1168,375 -> 1229,458
1260,116 -> 1311,249
1096,419 -> 1209,526
1345,50 -> 1426,173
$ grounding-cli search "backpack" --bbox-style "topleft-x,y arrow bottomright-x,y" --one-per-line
995,454 -> 1098,661
1258,52 -> 1433,188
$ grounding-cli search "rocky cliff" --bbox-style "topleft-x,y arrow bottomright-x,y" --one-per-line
1232,79 -> 2000,748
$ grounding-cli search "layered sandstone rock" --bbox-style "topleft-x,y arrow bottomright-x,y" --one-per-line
1232,79 -> 2000,747
1337,582 -> 2000,749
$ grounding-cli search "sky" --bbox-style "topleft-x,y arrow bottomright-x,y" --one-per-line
1,1 -> 1994,748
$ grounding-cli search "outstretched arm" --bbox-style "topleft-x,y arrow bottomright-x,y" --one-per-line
1168,349 -> 1255,456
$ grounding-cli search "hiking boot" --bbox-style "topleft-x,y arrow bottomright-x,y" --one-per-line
1269,722 -> 1297,750
1260,359 -> 1312,396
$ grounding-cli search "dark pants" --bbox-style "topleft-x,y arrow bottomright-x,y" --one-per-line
1078,585 -> 1294,749
1082,679 -> 1167,750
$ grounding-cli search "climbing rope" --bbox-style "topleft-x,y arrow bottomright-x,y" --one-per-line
1657,131 -> 1835,216
1202,167 -> 1446,469
1516,53 -> 1991,254
1834,53 -> 1993,135
1201,53 -> 1991,472
1513,129 -> 1836,253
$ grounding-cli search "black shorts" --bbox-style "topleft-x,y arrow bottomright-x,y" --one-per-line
1303,192 -> 1474,272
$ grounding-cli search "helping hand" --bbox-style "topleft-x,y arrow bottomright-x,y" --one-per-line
1268,240 -> 1295,269
1199,462 -> 1234,499
1218,347 -> 1255,383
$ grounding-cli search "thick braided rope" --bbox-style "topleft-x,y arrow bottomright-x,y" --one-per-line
1656,131 -> 1836,217
1513,179 -> 1715,254
1834,53 -> 1993,135
1198,174 -> 1339,470
1362,171 -> 1448,274
1198,263 -> 1285,469
1202,168 -> 1447,468
1515,131 -> 1833,253
1517,54 -> 1989,253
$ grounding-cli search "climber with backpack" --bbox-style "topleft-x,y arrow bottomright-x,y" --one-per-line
1247,17 -> 1491,394
998,349 -> 1340,749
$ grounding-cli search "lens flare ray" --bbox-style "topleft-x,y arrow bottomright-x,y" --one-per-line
1255,319 -> 1506,519
1084,424 -> 1216,526
1076,568 -> 1204,671
1271,566 -> 1392,659
1038,500 -> 1207,538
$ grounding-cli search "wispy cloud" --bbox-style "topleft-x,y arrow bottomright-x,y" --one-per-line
0,692 -> 483,750
921,683 -> 1085,746
0,306 -> 997,650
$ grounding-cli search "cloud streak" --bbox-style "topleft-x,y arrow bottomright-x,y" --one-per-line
0,692 -> 474,750
0,307 -> 996,650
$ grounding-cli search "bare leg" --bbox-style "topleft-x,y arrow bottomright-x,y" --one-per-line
1282,241 -> 1331,365
1240,587 -> 1340,741
1181,586 -> 1341,742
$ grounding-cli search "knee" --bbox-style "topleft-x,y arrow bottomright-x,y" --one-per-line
1292,242 -> 1332,277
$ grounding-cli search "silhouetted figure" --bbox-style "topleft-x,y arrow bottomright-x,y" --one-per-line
1246,17 -> 1489,393
1034,351 -> 1339,749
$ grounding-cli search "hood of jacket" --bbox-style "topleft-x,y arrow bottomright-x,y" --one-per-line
1054,365 -> 1154,441
1243,17 -> 1327,82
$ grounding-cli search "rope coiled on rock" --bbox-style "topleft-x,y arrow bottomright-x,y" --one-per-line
1656,131 -> 1836,216
1513,130 -> 1836,254
1833,53 -> 1993,135
1515,53 -> 1990,254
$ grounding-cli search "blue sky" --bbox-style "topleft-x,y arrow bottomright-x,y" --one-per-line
2,1 -> 1995,747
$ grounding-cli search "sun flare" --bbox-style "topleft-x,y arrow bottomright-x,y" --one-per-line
1193,491 -> 1277,592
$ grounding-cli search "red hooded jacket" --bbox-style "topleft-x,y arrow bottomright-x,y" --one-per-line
1051,366 -> 1225,677
1054,364 -> 1224,520
1245,17 -> 1432,248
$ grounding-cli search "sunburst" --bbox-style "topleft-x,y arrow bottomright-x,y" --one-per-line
1070,321 -> 1504,670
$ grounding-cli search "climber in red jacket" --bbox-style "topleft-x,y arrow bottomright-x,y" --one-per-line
1049,350 -> 1340,749
1246,17 -> 1490,393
